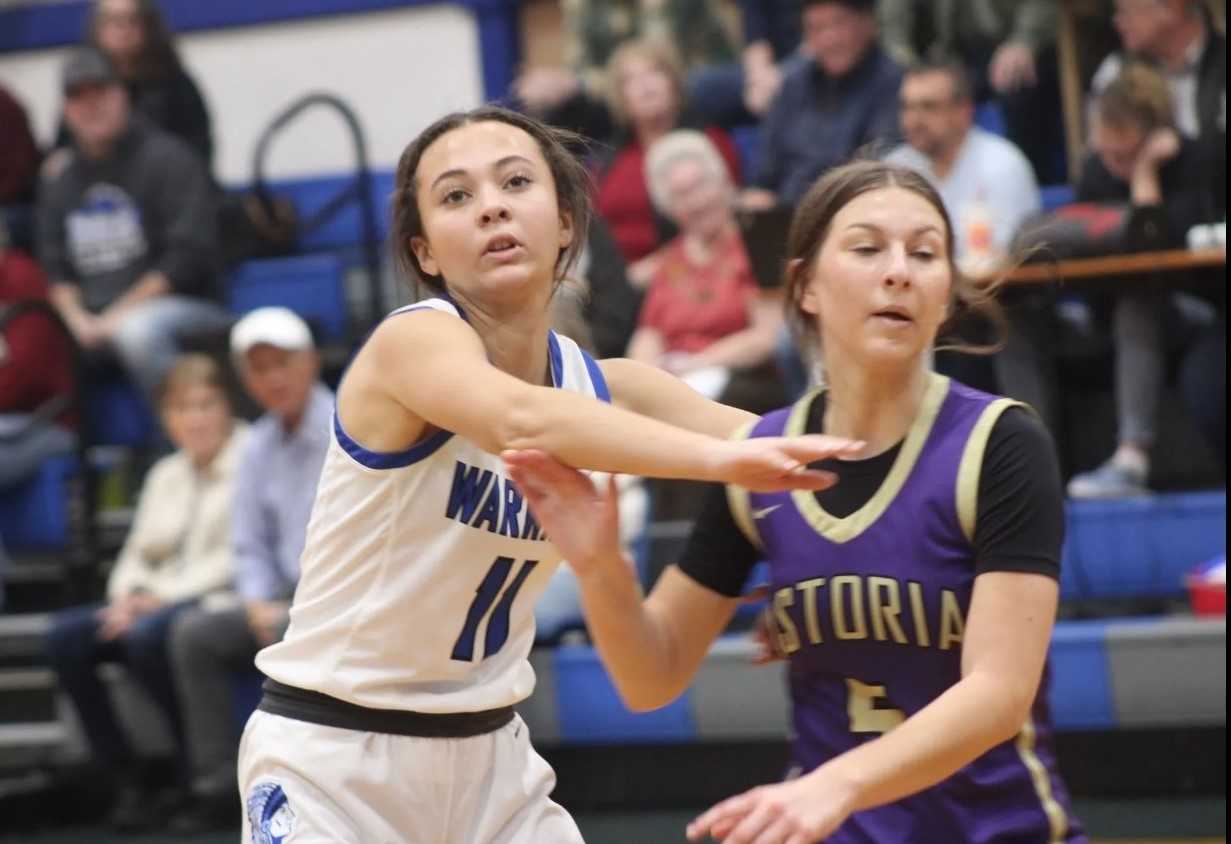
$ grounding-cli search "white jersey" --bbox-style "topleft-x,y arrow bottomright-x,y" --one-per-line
256,298 -> 609,713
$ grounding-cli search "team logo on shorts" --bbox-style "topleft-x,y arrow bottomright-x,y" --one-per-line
246,781 -> 295,844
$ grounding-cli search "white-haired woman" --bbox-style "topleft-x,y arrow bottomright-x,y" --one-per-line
627,129 -> 783,409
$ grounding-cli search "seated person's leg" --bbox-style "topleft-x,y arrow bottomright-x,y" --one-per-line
119,599 -> 200,756
1068,292 -> 1165,497
169,605 -> 259,798
1179,322 -> 1226,462
45,604 -> 134,771
110,297 -> 231,403
994,292 -> 1063,438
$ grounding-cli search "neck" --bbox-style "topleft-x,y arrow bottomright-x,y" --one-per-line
635,112 -> 676,147
280,406 -> 306,436
683,218 -> 735,261
453,290 -> 555,386
820,351 -> 930,457
930,131 -> 967,181
1158,16 -> 1204,71
79,134 -> 118,160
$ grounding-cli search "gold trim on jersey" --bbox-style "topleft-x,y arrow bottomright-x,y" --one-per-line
955,398 -> 1024,543
725,420 -> 764,550
1016,717 -> 1070,843
788,372 -> 950,544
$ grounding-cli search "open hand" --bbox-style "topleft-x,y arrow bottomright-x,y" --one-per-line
503,450 -> 623,579
712,435 -> 863,492
686,767 -> 858,843
989,42 -> 1036,93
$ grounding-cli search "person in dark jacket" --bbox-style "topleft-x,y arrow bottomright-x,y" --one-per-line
53,0 -> 214,172
37,48 -> 229,405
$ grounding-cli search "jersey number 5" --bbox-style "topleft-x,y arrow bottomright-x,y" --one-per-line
451,557 -> 539,662
846,678 -> 905,734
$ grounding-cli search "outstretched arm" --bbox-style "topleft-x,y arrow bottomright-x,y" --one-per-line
343,310 -> 836,490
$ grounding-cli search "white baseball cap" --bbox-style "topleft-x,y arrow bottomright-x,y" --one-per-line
230,307 -> 314,359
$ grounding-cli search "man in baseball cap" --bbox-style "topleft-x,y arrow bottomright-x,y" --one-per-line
167,306 -> 332,833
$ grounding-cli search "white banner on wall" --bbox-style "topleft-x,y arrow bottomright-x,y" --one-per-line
0,4 -> 484,185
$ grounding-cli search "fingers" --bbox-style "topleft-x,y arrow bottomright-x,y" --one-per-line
688,792 -> 757,841
779,435 -> 865,464
776,469 -> 838,492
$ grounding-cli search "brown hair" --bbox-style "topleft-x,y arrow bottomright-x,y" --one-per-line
605,38 -> 686,128
1095,62 -> 1175,133
389,106 -> 593,295
903,60 -> 975,104
156,354 -> 230,409
782,160 -> 1007,356
86,0 -> 182,81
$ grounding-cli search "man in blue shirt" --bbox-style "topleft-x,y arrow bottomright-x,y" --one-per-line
743,0 -> 904,207
167,307 -> 333,833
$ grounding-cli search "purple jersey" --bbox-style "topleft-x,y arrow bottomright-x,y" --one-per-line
730,374 -> 1084,844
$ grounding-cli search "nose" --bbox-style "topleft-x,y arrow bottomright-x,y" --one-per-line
477,186 -> 512,227
883,245 -> 912,289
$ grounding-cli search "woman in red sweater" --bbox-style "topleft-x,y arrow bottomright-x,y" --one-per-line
594,39 -> 741,268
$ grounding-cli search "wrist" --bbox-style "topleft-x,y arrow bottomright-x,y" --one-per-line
814,755 -> 870,814
573,551 -> 637,590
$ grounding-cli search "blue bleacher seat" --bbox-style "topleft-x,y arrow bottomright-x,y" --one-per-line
1040,184 -> 1076,212
974,101 -> 1008,137
0,454 -> 77,552
84,378 -> 159,448
730,125 -> 761,185
227,253 -> 350,342
1061,491 -> 1226,602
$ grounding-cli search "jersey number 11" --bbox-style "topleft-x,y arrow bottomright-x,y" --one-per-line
451,557 -> 539,662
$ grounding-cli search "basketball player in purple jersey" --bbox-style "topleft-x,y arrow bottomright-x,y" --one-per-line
504,160 -> 1085,843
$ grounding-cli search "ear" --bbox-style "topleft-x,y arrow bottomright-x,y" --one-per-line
789,258 -> 820,316
557,207 -> 575,251
410,235 -> 437,277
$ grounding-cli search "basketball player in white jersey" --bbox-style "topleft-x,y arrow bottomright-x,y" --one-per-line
237,106 -> 860,844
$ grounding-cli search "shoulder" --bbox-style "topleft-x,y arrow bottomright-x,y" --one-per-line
871,48 -> 905,85
139,124 -> 204,171
974,130 -> 1038,178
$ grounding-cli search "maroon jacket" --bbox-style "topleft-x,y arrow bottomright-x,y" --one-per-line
0,250 -> 76,426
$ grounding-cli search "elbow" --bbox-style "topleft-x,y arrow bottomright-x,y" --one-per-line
991,684 -> 1040,746
488,385 -> 553,454
617,685 -> 679,713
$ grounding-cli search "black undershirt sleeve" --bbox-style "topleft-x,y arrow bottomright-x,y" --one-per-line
972,407 -> 1065,579
676,482 -> 762,598
675,400 -> 1065,595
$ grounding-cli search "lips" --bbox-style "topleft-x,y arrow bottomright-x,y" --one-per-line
483,234 -> 522,255
871,306 -> 913,323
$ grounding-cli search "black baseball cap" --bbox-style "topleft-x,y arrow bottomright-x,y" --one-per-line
62,47 -> 120,95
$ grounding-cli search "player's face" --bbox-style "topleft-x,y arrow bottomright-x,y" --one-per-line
799,187 -> 952,366
411,121 -> 573,307
161,383 -> 232,467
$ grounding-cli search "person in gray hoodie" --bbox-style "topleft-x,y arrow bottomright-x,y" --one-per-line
36,47 -> 229,406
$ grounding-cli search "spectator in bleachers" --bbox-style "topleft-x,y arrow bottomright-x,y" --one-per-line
878,0 -> 1064,184
886,61 -> 1041,272
628,130 -> 783,410
742,0 -> 903,209
689,0 -> 807,127
37,47 -> 229,407
1005,64 -> 1219,497
1092,0 -> 1226,212
514,0 -> 737,133
592,39 -> 742,269
0,226 -> 77,492
885,61 -> 1041,402
166,307 -> 332,834
62,0 -> 214,171
44,354 -> 246,832
0,83 -> 40,205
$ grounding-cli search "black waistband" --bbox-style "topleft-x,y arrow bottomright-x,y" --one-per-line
257,679 -> 516,738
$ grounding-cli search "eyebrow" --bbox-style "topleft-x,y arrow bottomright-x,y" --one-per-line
430,155 -> 535,191
845,222 -> 943,237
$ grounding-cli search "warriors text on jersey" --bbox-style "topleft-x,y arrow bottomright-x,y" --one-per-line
256,298 -> 609,714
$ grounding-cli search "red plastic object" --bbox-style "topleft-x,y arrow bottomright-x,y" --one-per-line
1187,578 -> 1227,616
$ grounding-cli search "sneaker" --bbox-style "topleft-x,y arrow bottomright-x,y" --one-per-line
1067,459 -> 1148,499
